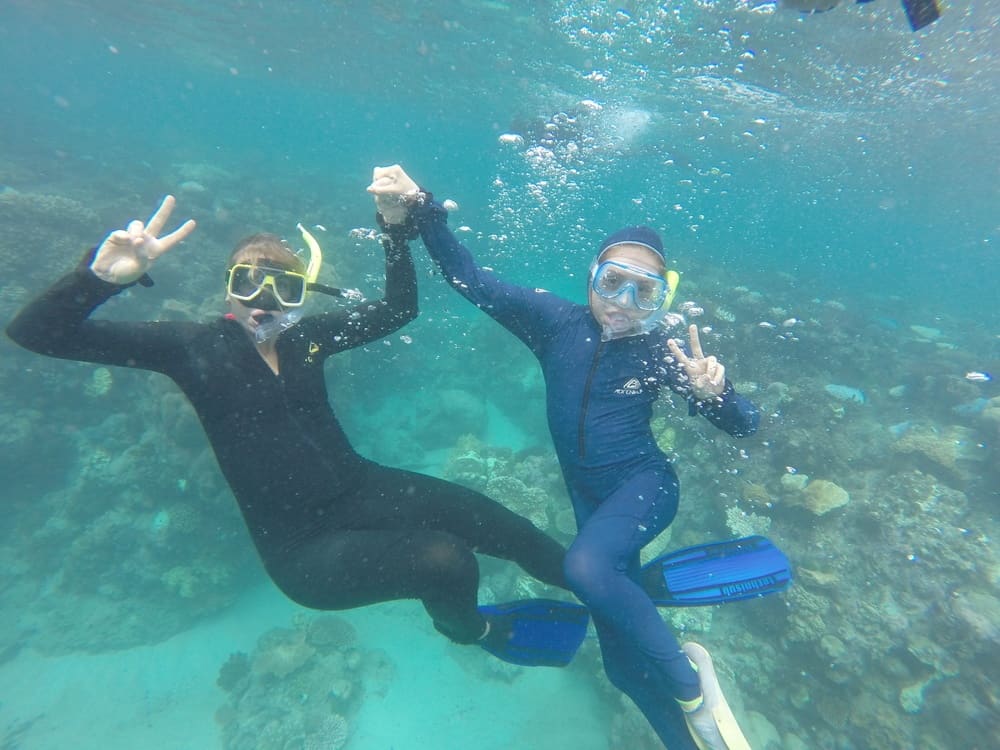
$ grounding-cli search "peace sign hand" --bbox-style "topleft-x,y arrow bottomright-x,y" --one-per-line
667,324 -> 727,399
90,195 -> 196,285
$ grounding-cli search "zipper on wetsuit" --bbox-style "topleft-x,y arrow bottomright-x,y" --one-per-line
578,341 -> 604,460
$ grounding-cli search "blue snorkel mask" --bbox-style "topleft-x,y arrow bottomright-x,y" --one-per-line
591,260 -> 670,311
590,226 -> 680,341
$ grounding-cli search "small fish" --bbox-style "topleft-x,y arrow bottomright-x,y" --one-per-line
313,224 -> 327,232
965,371 -> 993,383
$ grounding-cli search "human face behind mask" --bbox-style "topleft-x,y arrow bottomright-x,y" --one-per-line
224,234 -> 308,344
588,243 -> 668,340
226,273 -> 303,344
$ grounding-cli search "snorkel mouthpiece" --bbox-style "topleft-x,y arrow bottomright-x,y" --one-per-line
254,309 -> 303,343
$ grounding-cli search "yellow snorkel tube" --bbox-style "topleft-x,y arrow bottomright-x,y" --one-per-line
295,223 -> 364,303
664,269 -> 680,310
296,223 -> 323,285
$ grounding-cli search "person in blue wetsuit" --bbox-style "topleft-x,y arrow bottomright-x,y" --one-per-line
6,194 -> 580,664
369,165 -> 761,750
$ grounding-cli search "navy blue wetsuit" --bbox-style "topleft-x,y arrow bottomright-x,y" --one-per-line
7,232 -> 568,644
413,199 -> 759,749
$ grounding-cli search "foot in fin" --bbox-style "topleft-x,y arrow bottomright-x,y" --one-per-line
477,599 -> 589,667
641,535 -> 792,607
680,642 -> 752,750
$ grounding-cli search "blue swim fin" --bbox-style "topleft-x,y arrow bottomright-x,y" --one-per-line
641,536 -> 792,607
478,598 -> 589,667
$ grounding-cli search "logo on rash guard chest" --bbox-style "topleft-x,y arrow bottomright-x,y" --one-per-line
615,377 -> 643,396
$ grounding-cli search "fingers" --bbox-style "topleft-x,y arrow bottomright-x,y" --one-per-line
145,195 -> 176,237
667,337 -> 691,366
712,362 -> 726,388
125,220 -> 147,246
705,357 -> 721,382
368,164 -> 417,195
152,219 -> 197,257
699,358 -> 725,395
688,324 -> 705,359
106,228 -> 133,244
368,165 -> 400,193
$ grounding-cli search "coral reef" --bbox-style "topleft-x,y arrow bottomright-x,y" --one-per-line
216,615 -> 393,750
441,435 -> 570,541
0,345 -> 255,653
792,478 -> 850,516
891,423 -> 986,481
724,504 -> 772,536
83,367 -> 113,398
3,145 -> 997,750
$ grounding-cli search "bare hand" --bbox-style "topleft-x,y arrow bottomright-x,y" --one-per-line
667,324 -> 726,399
90,195 -> 196,284
367,164 -> 420,225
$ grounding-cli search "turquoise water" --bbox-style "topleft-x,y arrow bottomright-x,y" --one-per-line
1,2 -> 997,749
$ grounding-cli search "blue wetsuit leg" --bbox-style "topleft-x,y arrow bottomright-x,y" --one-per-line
563,463 -> 700,748
594,619 -> 699,749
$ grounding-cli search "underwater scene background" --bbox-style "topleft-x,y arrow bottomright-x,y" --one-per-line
1,1 -> 997,748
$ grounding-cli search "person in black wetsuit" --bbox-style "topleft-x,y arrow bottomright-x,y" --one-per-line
6,194 -> 572,658
370,166 -> 761,750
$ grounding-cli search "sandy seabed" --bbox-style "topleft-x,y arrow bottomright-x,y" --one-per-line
0,584 -> 610,750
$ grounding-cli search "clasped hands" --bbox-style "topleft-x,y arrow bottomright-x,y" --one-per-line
367,164 -> 420,225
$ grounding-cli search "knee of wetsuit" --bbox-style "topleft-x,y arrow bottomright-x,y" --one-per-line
562,543 -> 616,602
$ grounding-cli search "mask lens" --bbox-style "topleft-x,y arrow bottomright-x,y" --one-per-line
229,265 -> 262,299
595,266 -> 627,295
592,261 -> 667,311
634,280 -> 661,308
227,264 -> 307,306
273,273 -> 306,305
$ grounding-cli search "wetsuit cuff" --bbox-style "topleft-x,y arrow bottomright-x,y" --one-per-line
688,380 -> 735,416
376,211 -> 419,242
408,189 -> 448,229
76,246 -> 154,289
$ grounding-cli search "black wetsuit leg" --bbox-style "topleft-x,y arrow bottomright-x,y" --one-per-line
263,466 -> 567,643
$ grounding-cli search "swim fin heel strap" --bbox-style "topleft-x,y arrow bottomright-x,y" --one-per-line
478,598 -> 589,667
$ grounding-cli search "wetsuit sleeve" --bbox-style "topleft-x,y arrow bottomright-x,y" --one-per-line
6,252 -> 194,374
688,379 -> 760,437
410,196 -> 563,354
298,229 -> 418,354
652,336 -> 760,437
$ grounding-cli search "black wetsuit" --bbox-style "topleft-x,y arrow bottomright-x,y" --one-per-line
6,234 -> 566,642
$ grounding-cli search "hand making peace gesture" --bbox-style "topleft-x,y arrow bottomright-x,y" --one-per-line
667,324 -> 727,400
90,195 -> 196,285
